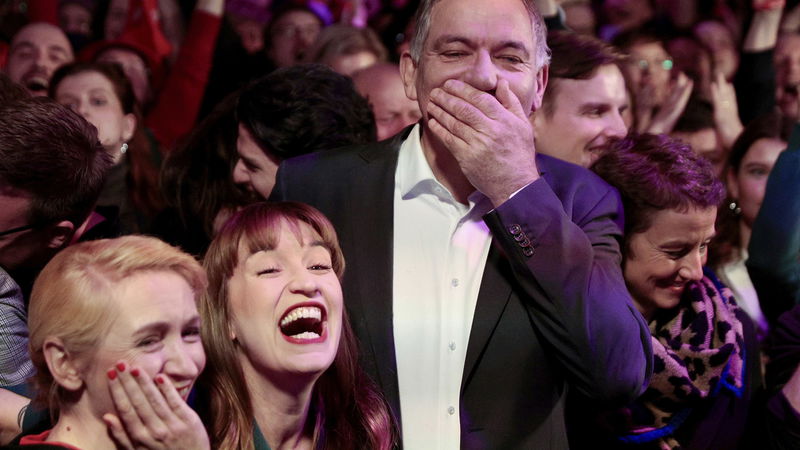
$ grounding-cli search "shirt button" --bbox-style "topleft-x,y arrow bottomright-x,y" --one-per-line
448,406 -> 455,415
449,341 -> 456,351
451,278 -> 459,287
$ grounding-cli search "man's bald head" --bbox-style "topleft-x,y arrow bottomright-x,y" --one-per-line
4,22 -> 73,96
353,63 -> 421,140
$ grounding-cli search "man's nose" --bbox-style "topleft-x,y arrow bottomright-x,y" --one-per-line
604,110 -> 628,137
463,51 -> 498,93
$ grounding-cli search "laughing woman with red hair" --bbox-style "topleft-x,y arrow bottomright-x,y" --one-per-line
200,202 -> 394,450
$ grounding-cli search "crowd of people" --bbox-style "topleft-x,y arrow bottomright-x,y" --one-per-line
0,0 -> 799,448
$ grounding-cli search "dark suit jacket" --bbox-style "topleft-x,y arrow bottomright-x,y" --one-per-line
271,128 -> 652,449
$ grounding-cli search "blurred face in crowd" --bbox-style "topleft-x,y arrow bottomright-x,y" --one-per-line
624,206 -> 717,320
602,0 -> 653,31
563,1 -> 596,35
226,221 -> 343,379
55,71 -> 135,162
59,2 -> 93,37
229,14 -> 266,54
727,137 -> 786,228
401,0 -> 546,130
96,48 -> 151,106
232,124 -> 280,198
694,20 -> 738,81
354,64 -> 421,140
623,40 -> 672,105
775,33 -> 800,119
105,0 -> 129,40
533,64 -> 628,168
83,271 -> 205,414
267,10 -> 322,68
4,23 -> 74,96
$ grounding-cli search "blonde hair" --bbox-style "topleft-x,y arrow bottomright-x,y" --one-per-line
201,201 -> 394,449
28,235 -> 207,412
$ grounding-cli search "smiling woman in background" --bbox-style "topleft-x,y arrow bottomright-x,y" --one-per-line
50,62 -> 163,234
589,134 -> 761,449
200,202 -> 393,450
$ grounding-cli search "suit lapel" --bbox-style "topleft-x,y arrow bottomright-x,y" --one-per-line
339,135 -> 404,419
461,244 -> 514,392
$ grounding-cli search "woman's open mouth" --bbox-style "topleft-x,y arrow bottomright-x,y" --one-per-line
278,303 -> 327,344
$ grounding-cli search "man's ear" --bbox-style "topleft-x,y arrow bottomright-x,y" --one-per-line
531,65 -> 549,113
45,220 -> 75,250
43,337 -> 84,392
399,51 -> 419,101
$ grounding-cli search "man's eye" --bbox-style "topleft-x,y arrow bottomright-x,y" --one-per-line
498,55 -> 523,64
441,51 -> 467,59
91,97 -> 107,106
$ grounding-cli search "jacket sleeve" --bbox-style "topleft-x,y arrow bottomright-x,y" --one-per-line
483,176 -> 652,404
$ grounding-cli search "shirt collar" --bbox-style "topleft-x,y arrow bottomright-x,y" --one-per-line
396,124 -> 491,214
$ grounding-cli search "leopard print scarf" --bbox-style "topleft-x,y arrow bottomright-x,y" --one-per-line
619,269 -> 745,449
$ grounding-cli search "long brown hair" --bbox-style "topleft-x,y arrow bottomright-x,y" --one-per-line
50,61 -> 164,218
200,202 -> 395,449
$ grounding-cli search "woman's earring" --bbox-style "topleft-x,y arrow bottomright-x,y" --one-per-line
120,142 -> 128,154
729,200 -> 742,216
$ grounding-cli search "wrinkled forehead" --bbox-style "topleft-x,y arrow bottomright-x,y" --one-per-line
12,23 -> 72,55
426,0 -> 536,46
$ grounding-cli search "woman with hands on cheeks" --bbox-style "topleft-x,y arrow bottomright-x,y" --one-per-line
589,134 -> 761,449
7,236 -> 209,449
199,202 -> 394,450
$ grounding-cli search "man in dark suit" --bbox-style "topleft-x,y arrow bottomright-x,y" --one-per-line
271,0 -> 652,447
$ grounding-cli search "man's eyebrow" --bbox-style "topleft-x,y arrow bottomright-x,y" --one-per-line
431,35 -> 475,49
48,45 -> 70,57
9,41 -> 35,52
494,40 -> 530,58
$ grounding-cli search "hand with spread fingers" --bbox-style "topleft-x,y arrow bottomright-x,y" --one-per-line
104,362 -> 209,450
426,78 -> 540,206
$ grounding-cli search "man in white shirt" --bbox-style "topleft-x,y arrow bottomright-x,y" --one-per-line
272,0 -> 652,447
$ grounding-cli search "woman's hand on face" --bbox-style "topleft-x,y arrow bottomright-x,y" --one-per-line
103,361 -> 209,450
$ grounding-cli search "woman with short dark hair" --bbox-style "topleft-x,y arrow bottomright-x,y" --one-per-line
590,133 -> 761,449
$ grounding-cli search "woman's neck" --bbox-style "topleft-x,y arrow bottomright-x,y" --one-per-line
47,404 -> 115,450
738,220 -> 752,257
241,362 -> 318,450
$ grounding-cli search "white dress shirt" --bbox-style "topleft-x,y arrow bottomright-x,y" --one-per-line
393,125 -> 493,449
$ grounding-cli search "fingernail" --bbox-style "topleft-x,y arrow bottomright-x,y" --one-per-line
107,369 -> 117,380
131,368 -> 140,377
155,375 -> 164,385
116,362 -> 126,372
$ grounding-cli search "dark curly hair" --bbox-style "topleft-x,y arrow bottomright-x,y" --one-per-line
592,133 -> 726,253
236,63 -> 376,159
